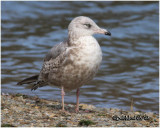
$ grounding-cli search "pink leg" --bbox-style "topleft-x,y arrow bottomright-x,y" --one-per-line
75,88 -> 80,112
61,86 -> 65,111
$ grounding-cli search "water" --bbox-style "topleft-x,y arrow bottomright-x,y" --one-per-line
1,1 -> 159,113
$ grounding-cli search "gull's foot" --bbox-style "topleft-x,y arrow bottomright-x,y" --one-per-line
75,107 -> 79,113
59,109 -> 70,114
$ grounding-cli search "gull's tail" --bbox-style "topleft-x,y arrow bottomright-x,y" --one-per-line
17,75 -> 39,85
17,75 -> 46,91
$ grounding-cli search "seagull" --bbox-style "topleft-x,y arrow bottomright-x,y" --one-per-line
17,16 -> 111,112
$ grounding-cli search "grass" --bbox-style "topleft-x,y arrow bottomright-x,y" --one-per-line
97,113 -> 106,116
78,119 -> 96,126
130,98 -> 134,111
56,122 -> 67,127
1,124 -> 15,127
15,93 -> 28,99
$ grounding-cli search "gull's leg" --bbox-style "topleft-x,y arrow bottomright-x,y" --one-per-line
75,88 -> 80,112
61,86 -> 65,111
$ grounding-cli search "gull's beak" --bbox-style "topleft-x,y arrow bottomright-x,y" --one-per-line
104,30 -> 111,36
96,28 -> 111,36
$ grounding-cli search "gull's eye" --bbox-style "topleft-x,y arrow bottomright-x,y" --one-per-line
84,23 -> 91,28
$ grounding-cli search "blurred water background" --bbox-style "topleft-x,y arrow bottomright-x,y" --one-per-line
1,1 -> 159,113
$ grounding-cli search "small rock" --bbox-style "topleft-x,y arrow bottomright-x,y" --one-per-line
26,103 -> 30,105
146,112 -> 153,117
49,113 -> 56,118
134,123 -> 143,127
117,122 -> 126,127
135,112 -> 140,115
85,115 -> 92,119
67,104 -> 74,108
3,108 -> 8,111
128,112 -> 134,117
79,104 -> 96,110
35,106 -> 39,109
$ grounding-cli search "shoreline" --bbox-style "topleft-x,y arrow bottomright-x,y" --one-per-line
1,93 -> 159,127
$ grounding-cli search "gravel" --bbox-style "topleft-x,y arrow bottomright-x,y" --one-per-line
1,93 -> 159,127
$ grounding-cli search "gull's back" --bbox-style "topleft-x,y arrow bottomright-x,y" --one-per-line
44,41 -> 68,62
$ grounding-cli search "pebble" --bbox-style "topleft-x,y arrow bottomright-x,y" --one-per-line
135,112 -> 140,115
48,113 -> 56,118
146,112 -> 154,117
79,104 -> 96,110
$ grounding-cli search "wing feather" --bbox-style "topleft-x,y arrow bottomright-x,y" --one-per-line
38,41 -> 69,82
44,42 -> 68,62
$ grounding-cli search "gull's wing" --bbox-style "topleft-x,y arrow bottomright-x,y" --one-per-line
38,41 -> 69,82
44,41 -> 68,62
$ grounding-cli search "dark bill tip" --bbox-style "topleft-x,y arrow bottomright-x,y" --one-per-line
105,31 -> 111,36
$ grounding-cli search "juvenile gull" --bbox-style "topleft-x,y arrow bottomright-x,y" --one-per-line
17,16 -> 111,112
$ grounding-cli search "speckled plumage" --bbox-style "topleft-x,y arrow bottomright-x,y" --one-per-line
38,36 -> 102,91
17,16 -> 111,112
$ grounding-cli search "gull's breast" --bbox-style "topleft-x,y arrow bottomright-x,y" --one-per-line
60,36 -> 102,90
74,36 -> 102,69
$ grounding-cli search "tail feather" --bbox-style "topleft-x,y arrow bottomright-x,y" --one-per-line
31,81 -> 46,91
17,75 -> 39,85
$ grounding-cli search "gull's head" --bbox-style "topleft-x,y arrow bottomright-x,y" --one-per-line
68,16 -> 111,39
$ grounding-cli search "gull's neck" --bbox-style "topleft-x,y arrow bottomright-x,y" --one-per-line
68,31 -> 92,46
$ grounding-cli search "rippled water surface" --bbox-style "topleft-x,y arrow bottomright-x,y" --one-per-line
1,1 -> 159,113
